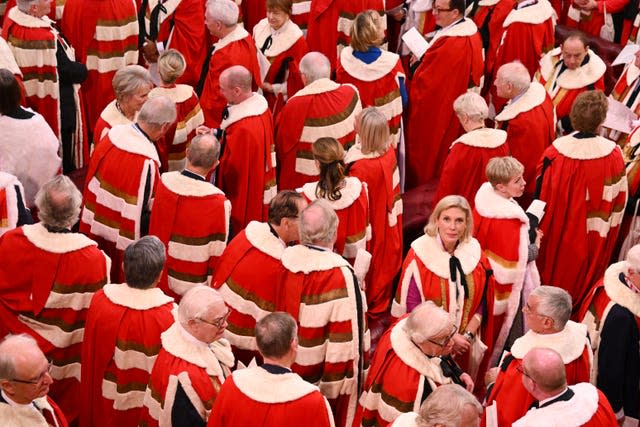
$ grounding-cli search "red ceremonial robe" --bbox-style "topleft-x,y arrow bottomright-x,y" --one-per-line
217,93 -> 277,234
484,321 -> 593,426
617,127 -> 640,256
93,100 -> 133,146
239,0 -> 266,33
336,47 -> 405,148
280,245 -> 370,427
405,18 -> 484,189
535,133 -> 627,311
565,0 -> 630,39
80,124 -> 161,283
473,182 -> 541,366
275,78 -> 361,191
148,85 -> 205,172
61,0 -> 139,131
139,323 -> 235,426
0,172 -> 25,237
345,145 -> 403,319
0,394 -> 68,427
291,0 -> 311,30
494,81 -> 555,204
433,128 -> 509,209
79,283 -> 174,427
512,384 -> 618,427
0,223 -> 110,423
299,176 -> 370,266
489,0 -> 555,113
353,317 -> 457,427
207,366 -> 334,427
149,171 -> 230,302
213,221 -> 287,367
200,25 -> 262,128
536,48 -> 606,131
603,61 -> 640,145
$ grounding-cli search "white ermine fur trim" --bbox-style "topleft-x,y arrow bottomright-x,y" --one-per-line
244,220 -> 286,258
344,142 -> 384,164
510,320 -> 590,363
450,128 -> 507,149
99,100 -> 132,131
495,82 -> 547,121
290,78 -> 340,98
103,283 -> 173,309
474,182 -> 529,223
428,19 -> 478,52
625,62 -> 640,86
410,234 -> 482,278
231,366 -> 319,402
220,93 -> 268,129
299,176 -> 364,210
339,47 -> 402,82
503,0 -> 554,27
539,48 -> 606,89
0,173 -> 21,234
391,412 -> 420,427
281,245 -> 351,273
603,261 -> 640,317
149,84 -> 194,104
215,25 -> 250,51
552,133 -> 616,160
108,124 -> 160,163
0,396 -> 57,427
7,7 -> 51,28
161,171 -> 223,197
0,36 -> 21,76
253,18 -> 304,57
21,223 -> 97,253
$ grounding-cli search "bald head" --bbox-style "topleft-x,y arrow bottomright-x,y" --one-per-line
498,62 -> 531,93
187,134 -> 220,172
0,334 -> 51,404
221,65 -> 252,91
299,52 -> 331,84
523,347 -> 567,396
299,199 -> 338,247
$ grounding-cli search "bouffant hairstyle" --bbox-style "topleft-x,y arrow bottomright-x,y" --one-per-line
569,90 -> 607,133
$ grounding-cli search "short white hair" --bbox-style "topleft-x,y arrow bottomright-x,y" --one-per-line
206,0 -> 239,26
300,52 -> 331,83
531,286 -> 572,330
299,199 -> 338,245
417,384 -> 482,427
498,62 -> 531,93
453,92 -> 488,121
138,96 -> 177,126
178,286 -> 225,324
403,301 -> 454,344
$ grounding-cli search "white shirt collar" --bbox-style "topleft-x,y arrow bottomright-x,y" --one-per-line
1,390 -> 37,409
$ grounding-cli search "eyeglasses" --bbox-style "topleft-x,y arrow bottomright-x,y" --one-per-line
516,362 -> 535,382
432,6 -> 453,12
521,303 -> 550,319
197,311 -> 231,329
11,360 -> 52,386
427,327 -> 457,347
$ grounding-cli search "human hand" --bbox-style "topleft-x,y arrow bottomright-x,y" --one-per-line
196,125 -> 212,135
485,367 -> 499,387
452,333 -> 471,355
460,373 -> 474,392
142,39 -> 159,63
535,229 -> 543,250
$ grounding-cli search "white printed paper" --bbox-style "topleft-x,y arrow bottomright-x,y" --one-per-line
603,98 -> 638,134
613,43 -> 640,66
401,27 -> 429,59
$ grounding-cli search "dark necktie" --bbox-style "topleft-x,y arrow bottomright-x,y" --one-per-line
149,1 -> 167,41
626,78 -> 640,108
196,45 -> 216,96
138,0 -> 150,47
449,256 -> 469,299
260,34 -> 273,53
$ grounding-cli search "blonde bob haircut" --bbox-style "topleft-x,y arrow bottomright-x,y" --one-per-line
453,92 -> 488,122
485,156 -> 524,188
158,49 -> 186,84
357,107 -> 390,155
424,195 -> 473,243
350,10 -> 383,52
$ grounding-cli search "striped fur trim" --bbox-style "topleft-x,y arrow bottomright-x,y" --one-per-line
510,320 -> 591,363
21,223 -> 97,253
495,82 -> 547,121
253,18 -> 303,57
344,143 -> 383,164
503,0 -> 555,27
391,412 -> 420,427
98,100 -> 133,132
450,128 -> 507,149
244,220 -> 286,258
102,378 -> 147,410
86,49 -> 138,73
168,239 -> 226,263
410,234 -> 482,278
168,276 -> 210,296
0,36 -> 22,76
428,19 -> 478,52
231,366 -> 319,402
292,0 -> 311,15
299,176 -> 364,210
108,125 -> 160,163
297,97 -> 361,145
44,286 -> 100,310
103,283 -> 174,309
7,7 -> 51,28
17,313 -> 83,348
215,25 -> 250,51
474,182 -> 529,223
552,133 -> 616,159
290,78 -> 340,98
539,48 -> 606,89
149,84 -> 194,104
50,362 -> 80,381
0,174 -> 20,235
113,346 -> 158,372
161,171 -> 224,197
604,261 -> 640,317
587,209 -> 625,238
220,93 -> 268,129
95,16 -> 139,41
282,245 -> 351,273
339,48 -> 402,82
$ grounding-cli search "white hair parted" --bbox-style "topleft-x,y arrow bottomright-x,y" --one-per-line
206,0 -> 239,27
453,91 -> 489,122
178,286 -> 225,325
530,286 -> 572,330
498,61 -> 531,94
299,52 -> 331,83
403,301 -> 455,345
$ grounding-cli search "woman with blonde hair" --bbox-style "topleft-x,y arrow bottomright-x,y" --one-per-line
336,9 -> 406,148
148,49 -> 205,171
298,137 -> 370,265
345,107 -> 402,321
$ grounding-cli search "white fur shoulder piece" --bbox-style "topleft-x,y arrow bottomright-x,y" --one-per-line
103,283 -> 174,309
478,0 -> 501,5
450,127 -> 507,149
603,261 -> 640,317
21,223 -> 97,253
428,19 -> 478,50
339,47 -> 402,82
99,100 -> 132,128
410,234 -> 482,278
511,320 -> 589,363
7,6 -> 51,28
244,220 -> 286,259
281,244 -> 351,273
253,18 -> 303,57
290,78 -> 341,99
503,0 -> 554,27
495,82 -> 547,121
215,25 -> 250,51
391,412 -> 420,427
552,133 -> 616,160
540,48 -> 606,89
344,142 -> 383,164
300,176 -> 363,210
231,366 -> 319,403
0,36 -> 21,76
149,85 -> 194,104
474,182 -> 529,223
161,171 -> 223,197
108,124 -> 161,163
513,383 -> 599,427
221,93 -> 268,129
625,61 -> 640,86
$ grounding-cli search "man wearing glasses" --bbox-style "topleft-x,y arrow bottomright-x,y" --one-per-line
0,334 -> 66,426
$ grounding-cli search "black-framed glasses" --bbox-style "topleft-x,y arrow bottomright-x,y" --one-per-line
516,362 -> 535,382
432,6 -> 453,12
521,303 -> 550,319
427,327 -> 457,347
11,360 -> 52,385
197,311 -> 231,329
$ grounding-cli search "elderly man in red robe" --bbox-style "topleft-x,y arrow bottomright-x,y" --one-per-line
404,0 -> 484,189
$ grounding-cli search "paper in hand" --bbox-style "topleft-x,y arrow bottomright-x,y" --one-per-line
401,27 -> 429,59
612,43 -> 640,66
603,97 -> 638,134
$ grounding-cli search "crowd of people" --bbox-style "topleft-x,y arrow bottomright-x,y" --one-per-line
0,0 -> 640,425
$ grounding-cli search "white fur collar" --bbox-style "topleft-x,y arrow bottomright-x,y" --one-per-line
428,19 -> 478,51
625,62 -> 640,86
603,261 -> 640,317
103,282 -> 174,309
220,93 -> 268,129
389,318 -> 452,384
107,124 -> 160,163
161,323 -> 234,377
99,100 -> 133,129
281,244 -> 351,273
290,78 -> 340,99
339,47 -> 401,82
21,223 -> 97,253
540,48 -> 606,89
299,176 -> 363,210
474,182 -> 529,223
344,142 -> 384,164
253,18 -> 303,57
495,82 -> 547,121
231,366 -> 319,402
149,84 -> 194,104
7,6 -> 52,28
0,36 -> 21,76
161,171 -> 223,197
503,0 -> 554,27
478,0 -> 501,5
450,128 -> 507,149
513,383 -> 599,427
244,221 -> 286,259
215,25 -> 250,51
552,133 -> 616,159
410,234 -> 482,278
511,321 -> 589,363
